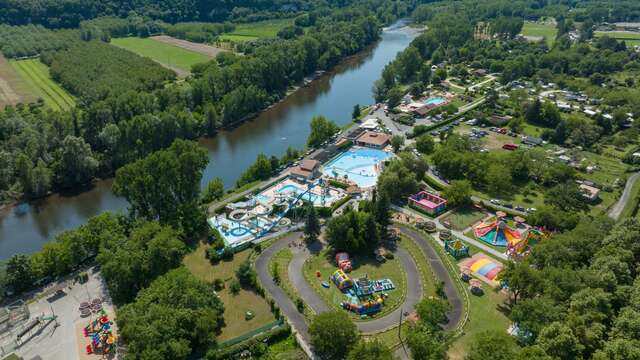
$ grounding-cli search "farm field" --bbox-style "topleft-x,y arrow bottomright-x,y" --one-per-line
594,31 -> 640,46
111,37 -> 212,75
10,59 -> 75,110
520,21 -> 557,47
219,19 -> 294,42
183,243 -> 276,340
0,54 -> 36,108
150,35 -> 227,58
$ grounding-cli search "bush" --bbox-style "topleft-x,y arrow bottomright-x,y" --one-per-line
206,247 -> 222,264
213,278 -> 225,291
384,252 -> 394,260
329,180 -> 349,189
222,246 -> 234,260
296,298 -> 305,313
230,279 -> 241,295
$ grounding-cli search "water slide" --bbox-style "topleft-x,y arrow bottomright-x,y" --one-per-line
257,180 -> 320,238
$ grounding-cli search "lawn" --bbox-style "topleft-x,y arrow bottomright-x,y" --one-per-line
270,247 -> 315,320
302,248 -> 407,321
220,19 -> 294,42
183,243 -> 276,340
520,21 -> 557,47
10,59 -> 75,111
0,54 -> 36,108
441,207 -> 487,231
111,37 -> 211,72
595,31 -> 640,46
447,284 -> 510,360
619,176 -> 640,219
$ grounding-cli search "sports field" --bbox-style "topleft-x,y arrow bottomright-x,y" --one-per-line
10,59 -> 75,111
0,54 -> 37,108
520,21 -> 557,47
111,37 -> 212,74
595,31 -> 640,46
219,19 -> 294,42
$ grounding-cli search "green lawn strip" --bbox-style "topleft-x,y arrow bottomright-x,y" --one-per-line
228,19 -> 294,38
520,22 -> 557,47
219,34 -> 259,42
12,60 -> 63,110
364,323 -> 410,351
441,207 -> 486,231
14,60 -> 75,110
270,247 -> 315,321
111,37 -> 210,71
397,235 -> 437,296
23,60 -> 74,109
183,243 -> 276,340
302,247 -> 408,322
262,335 -> 307,358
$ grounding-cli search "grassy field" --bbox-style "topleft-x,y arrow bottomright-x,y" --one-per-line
447,284 -> 510,360
441,207 -> 487,231
220,19 -> 294,42
10,59 -> 75,110
595,31 -> 640,46
111,37 -> 211,72
302,248 -> 407,321
270,247 -> 315,320
0,54 -> 36,108
520,21 -> 557,47
183,243 -> 276,340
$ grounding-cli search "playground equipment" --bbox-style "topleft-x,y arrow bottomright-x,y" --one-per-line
341,295 -> 385,315
469,279 -> 484,295
84,313 -> 116,356
444,239 -> 469,258
461,255 -> 503,282
335,252 -> 352,272
473,216 -> 523,248
408,191 -> 447,216
331,270 -> 354,290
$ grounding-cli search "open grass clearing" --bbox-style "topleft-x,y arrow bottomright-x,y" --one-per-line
302,247 -> 407,321
595,31 -> 640,46
520,21 -> 557,47
219,19 -> 294,42
447,284 -> 510,360
441,207 -> 487,231
111,37 -> 211,74
270,247 -> 315,320
0,54 -> 36,108
183,242 -> 276,340
10,59 -> 75,110
150,35 -> 227,58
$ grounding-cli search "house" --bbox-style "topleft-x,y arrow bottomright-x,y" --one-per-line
359,118 -> 379,130
355,131 -> 391,149
584,109 -> 597,117
474,68 -> 488,77
579,184 -> 600,201
522,136 -> 543,146
290,159 -> 321,181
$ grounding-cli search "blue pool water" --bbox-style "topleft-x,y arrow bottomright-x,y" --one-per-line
425,96 -> 446,106
322,148 -> 392,188
208,217 -> 253,246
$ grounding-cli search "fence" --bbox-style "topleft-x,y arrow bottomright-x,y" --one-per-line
217,319 -> 284,348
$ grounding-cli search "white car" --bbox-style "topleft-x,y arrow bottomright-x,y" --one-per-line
526,208 -> 537,213
490,199 -> 502,205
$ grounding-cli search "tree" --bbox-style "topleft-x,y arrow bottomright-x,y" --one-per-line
117,268 -> 224,360
374,191 -> 391,231
57,135 -> 98,187
347,340 -> 394,360
442,180 -> 472,208
544,182 -> 588,212
325,210 -> 378,253
5,255 -> 35,294
525,99 -> 542,125
465,331 -> 519,360
536,322 -> 582,360
415,134 -> 435,154
391,135 -> 405,152
304,205 -> 320,242
511,297 -> 562,341
202,177 -> 224,203
113,139 -> 208,238
407,327 -> 447,360
309,311 -> 358,360
236,259 -> 257,289
416,298 -> 450,331
499,261 -> 541,307
387,86 -> 404,108
307,115 -> 339,148
352,104 -> 361,119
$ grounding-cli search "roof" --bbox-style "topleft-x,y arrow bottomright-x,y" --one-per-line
579,184 -> 600,199
360,118 -> 379,129
523,136 -> 543,145
300,159 -> 319,171
356,131 -> 391,147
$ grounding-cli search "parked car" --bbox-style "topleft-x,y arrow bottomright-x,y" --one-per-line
490,199 -> 502,205
515,206 -> 525,212
503,203 -> 513,209
526,208 -> 537,213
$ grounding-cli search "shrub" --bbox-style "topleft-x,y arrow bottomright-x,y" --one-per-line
229,280 -> 241,295
206,247 -> 222,264
296,298 -> 304,313
222,246 -> 234,260
213,278 -> 225,291
384,252 -> 394,260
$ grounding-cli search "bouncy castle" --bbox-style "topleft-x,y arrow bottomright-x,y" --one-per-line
331,269 -> 354,290
474,218 -> 522,248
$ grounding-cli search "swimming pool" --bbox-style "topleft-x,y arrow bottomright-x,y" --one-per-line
425,96 -> 446,106
208,216 -> 254,247
277,184 -> 335,206
322,147 -> 392,188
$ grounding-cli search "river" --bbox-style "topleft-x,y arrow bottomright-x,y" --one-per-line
0,23 -> 417,259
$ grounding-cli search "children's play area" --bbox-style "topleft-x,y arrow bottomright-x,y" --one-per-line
472,211 -> 548,258
83,312 -> 116,357
408,191 -> 448,216
307,250 -> 401,319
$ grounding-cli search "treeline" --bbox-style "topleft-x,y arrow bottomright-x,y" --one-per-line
0,24 -> 78,58
80,16 -> 235,43
41,41 -> 175,103
494,217 -> 640,360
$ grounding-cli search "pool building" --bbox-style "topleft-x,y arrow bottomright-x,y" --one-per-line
408,191 -> 447,216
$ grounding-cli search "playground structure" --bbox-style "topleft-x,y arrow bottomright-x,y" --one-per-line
460,254 -> 504,284
210,177 -> 345,247
445,239 -> 470,258
408,191 -> 447,216
84,313 -> 116,356
473,213 -> 527,254
335,252 -> 353,272
329,267 -> 395,316
331,270 -> 354,290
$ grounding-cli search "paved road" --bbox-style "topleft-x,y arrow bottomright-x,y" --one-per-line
608,171 -> 640,221
396,227 -> 463,330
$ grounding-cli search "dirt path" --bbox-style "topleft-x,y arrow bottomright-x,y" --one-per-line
151,35 -> 227,58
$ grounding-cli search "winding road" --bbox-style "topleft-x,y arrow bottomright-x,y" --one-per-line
255,226 -> 463,358
608,171 -> 640,221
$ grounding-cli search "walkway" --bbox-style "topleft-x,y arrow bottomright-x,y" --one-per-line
608,171 -> 640,221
